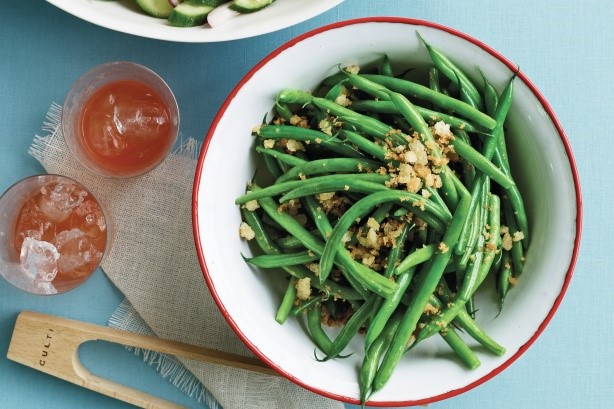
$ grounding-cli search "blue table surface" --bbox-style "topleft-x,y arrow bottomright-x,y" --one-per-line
1,1 -> 612,408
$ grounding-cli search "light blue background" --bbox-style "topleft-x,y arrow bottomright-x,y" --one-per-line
0,1 -> 611,408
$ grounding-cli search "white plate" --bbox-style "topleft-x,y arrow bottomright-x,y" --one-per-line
46,0 -> 344,42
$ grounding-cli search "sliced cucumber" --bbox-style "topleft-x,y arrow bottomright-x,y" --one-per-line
191,0 -> 226,6
134,0 -> 175,19
168,1 -> 216,27
230,0 -> 275,14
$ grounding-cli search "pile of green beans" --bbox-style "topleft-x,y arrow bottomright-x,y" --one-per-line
236,36 -> 529,404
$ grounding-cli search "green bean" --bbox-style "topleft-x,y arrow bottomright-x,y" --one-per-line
330,108 -> 407,145
255,146 -> 307,167
341,70 -> 393,101
279,179 -> 390,203
292,293 -> 329,317
254,190 -> 398,298
306,303 -> 334,354
324,295 -> 378,360
395,244 -> 437,275
241,208 -> 363,301
482,74 -> 512,177
458,178 -> 489,269
504,183 -> 529,251
276,277 -> 297,324
365,266 -> 415,349
428,66 -> 441,93
498,251 -> 513,308
452,137 -> 515,189
318,190 -> 454,283
439,327 -> 481,369
371,193 -> 471,393
435,281 -> 505,356
350,99 -> 479,133
414,194 -> 500,343
459,194 -> 499,300
360,311 -> 402,405
276,89 -> 409,146
274,101 -> 294,123
257,143 -> 283,179
449,170 -> 471,200
301,195 -> 333,237
482,76 -> 529,249
455,74 -> 514,253
244,250 -> 319,269
418,33 -> 484,111
257,124 -> 366,159
424,187 -> 450,215
504,198 -> 525,275
324,80 -> 348,101
274,232 -> 313,250
370,201 -> 396,224
399,205 -> 447,235
341,130 -> 388,162
338,250 -> 390,299
380,54 -> 394,77
484,194 -> 501,259
483,79 -> 499,120
454,129 -> 477,185
363,222 -> 413,348
455,184 -> 482,257
300,195 -> 371,300
240,208 -> 278,255
275,158 -> 382,183
360,74 -> 496,130
236,173 -> 388,205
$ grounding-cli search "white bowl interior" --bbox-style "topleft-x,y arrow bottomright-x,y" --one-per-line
46,0 -> 344,42
194,20 -> 579,405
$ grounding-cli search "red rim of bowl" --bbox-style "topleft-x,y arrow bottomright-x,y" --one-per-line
192,16 -> 583,407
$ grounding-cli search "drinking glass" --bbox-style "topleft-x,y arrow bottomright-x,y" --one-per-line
0,175 -> 111,295
62,61 -> 180,178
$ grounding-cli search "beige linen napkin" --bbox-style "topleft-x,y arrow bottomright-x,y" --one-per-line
29,103 -> 344,409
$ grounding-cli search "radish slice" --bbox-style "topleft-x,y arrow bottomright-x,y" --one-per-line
167,0 -> 180,6
207,2 -> 241,28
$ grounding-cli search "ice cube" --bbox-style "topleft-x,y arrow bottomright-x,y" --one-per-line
19,237 -> 59,283
111,100 -> 169,139
84,110 -> 127,157
38,183 -> 87,223
13,197 -> 54,247
53,228 -> 102,278
0,258 -> 57,295
71,198 -> 106,237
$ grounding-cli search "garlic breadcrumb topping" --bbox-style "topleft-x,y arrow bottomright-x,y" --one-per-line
289,115 -> 309,128
295,277 -> 312,301
284,139 -> 305,153
243,200 -> 260,212
344,64 -> 360,75
239,222 -> 255,241
512,231 -> 525,242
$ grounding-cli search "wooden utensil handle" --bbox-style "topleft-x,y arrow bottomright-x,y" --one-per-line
7,311 -> 278,409
65,314 -> 277,377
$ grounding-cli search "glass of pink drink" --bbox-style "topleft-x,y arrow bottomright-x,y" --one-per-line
0,175 -> 110,295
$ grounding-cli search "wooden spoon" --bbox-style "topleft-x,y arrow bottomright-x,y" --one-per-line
7,310 -> 278,408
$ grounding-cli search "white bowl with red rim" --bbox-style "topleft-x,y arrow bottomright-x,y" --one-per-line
192,17 -> 582,406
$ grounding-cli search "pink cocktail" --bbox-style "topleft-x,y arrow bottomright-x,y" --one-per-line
0,175 -> 110,294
